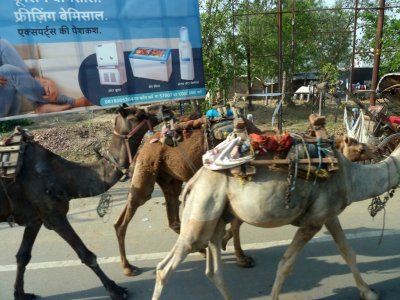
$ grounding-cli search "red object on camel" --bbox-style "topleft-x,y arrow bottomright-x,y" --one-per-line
250,132 -> 293,153
389,116 -> 400,125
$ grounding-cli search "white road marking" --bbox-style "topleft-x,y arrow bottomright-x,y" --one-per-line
0,229 -> 398,272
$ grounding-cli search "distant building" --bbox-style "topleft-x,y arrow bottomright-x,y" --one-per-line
292,72 -> 320,91
351,67 -> 373,87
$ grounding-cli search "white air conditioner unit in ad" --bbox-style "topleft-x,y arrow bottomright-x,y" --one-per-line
96,41 -> 127,85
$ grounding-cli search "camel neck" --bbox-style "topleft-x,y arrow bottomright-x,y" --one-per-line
348,151 -> 400,203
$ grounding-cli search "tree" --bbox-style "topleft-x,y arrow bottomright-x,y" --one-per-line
199,0 -> 399,102
232,1 -> 352,95
354,0 -> 400,75
200,0 -> 235,101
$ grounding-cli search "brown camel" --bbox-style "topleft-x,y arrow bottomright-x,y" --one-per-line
152,144 -> 400,300
113,117 -> 262,276
114,118 -> 378,276
0,104 -> 170,300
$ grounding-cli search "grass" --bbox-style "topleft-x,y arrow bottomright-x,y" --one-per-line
234,98 -> 349,137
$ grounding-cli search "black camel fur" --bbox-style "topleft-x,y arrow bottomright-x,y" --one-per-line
0,104 -> 171,300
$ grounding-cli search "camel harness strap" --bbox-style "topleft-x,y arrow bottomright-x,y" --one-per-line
113,119 -> 153,164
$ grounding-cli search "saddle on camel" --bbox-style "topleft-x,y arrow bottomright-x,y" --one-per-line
148,105 -> 243,149
202,113 -> 375,183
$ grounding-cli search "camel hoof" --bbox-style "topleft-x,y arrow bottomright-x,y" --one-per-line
360,288 -> 379,300
14,291 -> 37,300
221,239 -> 228,251
123,264 -> 141,277
198,248 -> 207,258
170,223 -> 181,234
236,255 -> 255,268
110,284 -> 129,300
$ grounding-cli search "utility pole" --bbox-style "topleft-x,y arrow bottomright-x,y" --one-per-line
291,0 -> 295,92
231,0 -> 237,98
370,0 -> 385,105
277,0 -> 283,131
350,0 -> 359,94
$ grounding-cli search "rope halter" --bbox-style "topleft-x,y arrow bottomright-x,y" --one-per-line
112,118 -> 153,166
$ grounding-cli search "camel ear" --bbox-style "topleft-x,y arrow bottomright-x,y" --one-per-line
344,135 -> 358,146
162,106 -> 174,121
117,104 -> 128,118
135,108 -> 147,121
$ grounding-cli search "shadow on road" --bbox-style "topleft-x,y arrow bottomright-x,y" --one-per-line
37,231 -> 400,300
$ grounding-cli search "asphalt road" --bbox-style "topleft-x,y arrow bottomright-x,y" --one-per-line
1,180 -> 400,300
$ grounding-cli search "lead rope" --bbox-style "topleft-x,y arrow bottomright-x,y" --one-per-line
96,119 -> 153,221
285,141 -> 299,209
97,192 -> 113,222
96,161 -> 114,221
368,188 -> 396,245
368,156 -> 398,245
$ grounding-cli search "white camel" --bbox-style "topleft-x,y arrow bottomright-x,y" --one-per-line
152,145 -> 400,300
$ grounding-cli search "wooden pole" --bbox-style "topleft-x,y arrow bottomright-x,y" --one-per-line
277,0 -> 283,131
369,0 -> 385,106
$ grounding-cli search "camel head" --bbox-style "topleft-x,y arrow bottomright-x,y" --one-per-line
335,134 -> 376,162
110,104 -> 174,170
114,104 -> 174,135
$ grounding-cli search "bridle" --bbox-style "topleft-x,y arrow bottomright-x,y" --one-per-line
112,118 -> 153,165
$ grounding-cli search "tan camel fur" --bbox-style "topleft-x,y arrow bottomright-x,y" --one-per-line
152,145 -> 400,300
113,118 -> 262,276
221,134 -> 377,260
0,105 -> 170,300
335,134 -> 376,162
114,122 -> 377,276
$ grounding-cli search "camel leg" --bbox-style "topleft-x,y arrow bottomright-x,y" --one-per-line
222,224 -> 233,250
114,191 -> 146,276
13,221 -> 42,300
223,218 -> 255,268
51,215 -> 128,300
325,217 -> 379,300
206,219 -> 232,300
270,225 -> 322,300
157,178 -> 182,233
152,217 -> 222,299
114,168 -> 156,276
152,239 -> 190,300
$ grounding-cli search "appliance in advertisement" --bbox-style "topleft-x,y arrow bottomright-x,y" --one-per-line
129,47 -> 172,82
96,41 -> 127,85
179,26 -> 195,81
1,0 -> 206,119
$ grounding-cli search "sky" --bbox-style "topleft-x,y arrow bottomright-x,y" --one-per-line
324,0 -> 336,6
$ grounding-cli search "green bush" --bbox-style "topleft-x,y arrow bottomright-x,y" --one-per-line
0,119 -> 34,133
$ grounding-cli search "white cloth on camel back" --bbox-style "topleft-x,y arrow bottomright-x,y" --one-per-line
202,136 -> 254,170
344,108 -> 377,144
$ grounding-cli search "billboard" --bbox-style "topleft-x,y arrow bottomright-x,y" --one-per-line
0,0 -> 205,119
